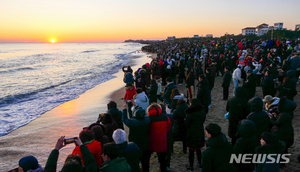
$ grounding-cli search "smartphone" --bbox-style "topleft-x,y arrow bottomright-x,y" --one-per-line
64,137 -> 77,145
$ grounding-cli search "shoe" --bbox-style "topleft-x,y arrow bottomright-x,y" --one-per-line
186,166 -> 194,172
166,167 -> 170,171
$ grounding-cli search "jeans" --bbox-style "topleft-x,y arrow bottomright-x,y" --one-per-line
233,79 -> 239,96
208,89 -> 212,105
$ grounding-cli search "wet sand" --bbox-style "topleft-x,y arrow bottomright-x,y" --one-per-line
0,51 -> 153,171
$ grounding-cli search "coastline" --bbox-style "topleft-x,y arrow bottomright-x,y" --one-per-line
0,51 -> 153,171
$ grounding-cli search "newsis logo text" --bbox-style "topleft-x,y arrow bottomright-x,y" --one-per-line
230,154 -> 291,164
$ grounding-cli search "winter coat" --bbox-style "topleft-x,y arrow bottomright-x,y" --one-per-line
123,72 -> 135,84
117,141 -> 142,172
288,55 -> 300,71
186,71 -> 196,88
222,71 -> 232,88
148,104 -> 171,152
122,109 -> 150,151
247,97 -> 271,140
185,104 -> 206,148
265,97 -> 280,114
103,122 -> 118,142
72,140 -> 102,167
45,145 -> 98,172
197,78 -> 209,107
108,107 -> 124,129
172,103 -> 188,141
156,79 -> 162,95
226,87 -> 249,138
277,82 -> 297,101
232,68 -> 242,81
243,74 -> 257,100
255,139 -> 286,172
124,86 -> 136,100
134,92 -> 149,112
99,157 -> 131,172
261,76 -> 275,97
234,120 -> 260,172
206,72 -> 215,90
163,82 -> 177,105
271,112 -> 294,148
171,94 -> 184,110
202,133 -> 235,172
286,70 -> 297,89
148,84 -> 158,103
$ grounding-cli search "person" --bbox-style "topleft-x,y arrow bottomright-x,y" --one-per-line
154,76 -> 162,101
100,113 -> 118,142
243,70 -> 257,100
196,75 -> 209,114
132,88 -> 149,113
202,123 -> 235,172
123,66 -> 134,85
88,123 -> 109,148
185,99 -> 206,172
112,129 -> 142,172
172,99 -> 189,154
99,143 -> 132,172
247,97 -> 271,140
122,106 -> 150,171
147,79 -> 158,104
222,66 -> 232,100
288,50 -> 300,79
170,88 -> 183,111
44,136 -> 98,172
232,64 -> 242,97
261,70 -> 275,97
107,101 -> 124,129
263,95 -> 280,114
178,58 -> 186,85
205,68 -> 214,107
226,87 -> 249,146
255,132 -> 286,172
186,70 -> 196,103
72,130 -> 102,167
124,83 -> 136,118
143,103 -> 171,172
277,76 -> 297,101
18,156 -> 43,172
162,77 -> 177,108
233,120 -> 259,172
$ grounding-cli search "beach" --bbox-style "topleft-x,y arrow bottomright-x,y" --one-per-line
0,51 -> 153,171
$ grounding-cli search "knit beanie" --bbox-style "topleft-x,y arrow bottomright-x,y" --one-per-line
19,156 -> 38,172
205,123 -> 221,137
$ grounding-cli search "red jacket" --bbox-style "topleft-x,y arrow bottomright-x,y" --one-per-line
124,86 -> 136,100
147,105 -> 171,152
72,140 -> 102,166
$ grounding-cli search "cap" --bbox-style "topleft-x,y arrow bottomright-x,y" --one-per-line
263,95 -> 274,103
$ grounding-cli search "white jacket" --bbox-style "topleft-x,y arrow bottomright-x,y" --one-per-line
232,68 -> 241,81
133,92 -> 149,112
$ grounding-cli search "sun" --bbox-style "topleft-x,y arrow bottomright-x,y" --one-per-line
51,39 -> 56,43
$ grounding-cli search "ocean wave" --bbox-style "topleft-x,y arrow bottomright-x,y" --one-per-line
0,67 -> 35,74
81,50 -> 101,53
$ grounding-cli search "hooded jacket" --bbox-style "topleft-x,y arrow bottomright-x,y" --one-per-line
147,104 -> 171,152
277,96 -> 297,118
123,72 -> 134,84
247,97 -> 271,140
124,86 -> 136,100
185,99 -> 206,148
117,141 -> 142,172
202,133 -> 235,172
133,92 -> 149,112
72,140 -> 102,167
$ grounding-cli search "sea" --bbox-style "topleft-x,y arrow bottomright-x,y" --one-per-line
0,42 -> 145,137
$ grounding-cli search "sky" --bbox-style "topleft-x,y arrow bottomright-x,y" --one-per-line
0,0 -> 300,43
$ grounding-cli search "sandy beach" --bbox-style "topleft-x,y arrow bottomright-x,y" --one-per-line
0,51 -> 153,171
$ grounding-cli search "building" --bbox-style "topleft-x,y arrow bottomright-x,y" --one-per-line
242,27 -> 256,35
166,36 -> 175,41
256,23 -> 269,36
206,34 -> 213,38
274,22 -> 283,30
296,24 -> 300,31
194,35 -> 199,38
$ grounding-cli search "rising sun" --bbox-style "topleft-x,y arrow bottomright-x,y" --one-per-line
51,39 -> 56,43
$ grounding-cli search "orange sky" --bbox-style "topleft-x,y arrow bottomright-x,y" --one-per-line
1,0 -> 300,43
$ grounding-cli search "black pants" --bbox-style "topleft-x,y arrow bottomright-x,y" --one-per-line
142,150 -> 167,172
189,149 -> 202,167
223,86 -> 229,100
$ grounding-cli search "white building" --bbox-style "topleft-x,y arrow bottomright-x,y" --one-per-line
256,23 -> 269,36
274,22 -> 283,30
295,24 -> 300,31
194,35 -> 199,38
166,36 -> 175,41
242,27 -> 256,35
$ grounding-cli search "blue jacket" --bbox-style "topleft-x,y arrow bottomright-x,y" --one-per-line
123,73 -> 134,84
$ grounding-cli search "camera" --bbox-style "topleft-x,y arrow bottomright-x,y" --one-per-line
64,137 -> 78,145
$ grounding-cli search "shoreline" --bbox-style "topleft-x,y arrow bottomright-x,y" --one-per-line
0,50 -> 153,171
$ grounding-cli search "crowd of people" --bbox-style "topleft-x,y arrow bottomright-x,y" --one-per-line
15,38 -> 300,172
